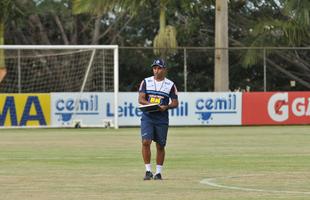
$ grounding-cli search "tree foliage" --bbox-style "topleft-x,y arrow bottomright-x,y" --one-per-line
241,0 -> 310,89
2,0 -> 309,91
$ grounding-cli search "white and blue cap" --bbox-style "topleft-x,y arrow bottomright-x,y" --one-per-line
151,59 -> 166,68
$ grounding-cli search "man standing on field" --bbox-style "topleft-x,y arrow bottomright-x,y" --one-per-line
138,58 -> 179,180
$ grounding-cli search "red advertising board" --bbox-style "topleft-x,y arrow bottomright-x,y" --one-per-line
242,92 -> 310,125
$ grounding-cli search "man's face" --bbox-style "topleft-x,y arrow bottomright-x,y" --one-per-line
152,66 -> 166,79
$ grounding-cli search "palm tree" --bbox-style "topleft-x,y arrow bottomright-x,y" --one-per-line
0,0 -> 11,83
72,0 -> 121,44
242,0 -> 310,89
153,0 -> 177,59
285,0 -> 310,26
214,0 -> 229,91
72,0 -> 178,57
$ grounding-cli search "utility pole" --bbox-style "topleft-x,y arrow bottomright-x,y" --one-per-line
214,0 -> 229,91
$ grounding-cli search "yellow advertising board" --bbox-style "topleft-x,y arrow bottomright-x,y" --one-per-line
0,94 -> 50,127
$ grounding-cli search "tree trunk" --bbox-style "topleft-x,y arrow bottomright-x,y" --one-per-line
276,51 -> 310,74
52,13 -> 69,45
267,59 -> 310,89
214,0 -> 229,91
159,0 -> 167,59
29,14 -> 51,45
92,15 -> 102,45
11,20 -> 31,44
111,15 -> 134,44
70,16 -> 78,44
96,12 -> 127,42
159,0 -> 166,31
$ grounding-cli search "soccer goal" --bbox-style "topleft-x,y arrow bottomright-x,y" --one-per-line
0,45 -> 119,129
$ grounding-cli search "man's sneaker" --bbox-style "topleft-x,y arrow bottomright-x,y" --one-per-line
154,173 -> 162,180
143,171 -> 153,180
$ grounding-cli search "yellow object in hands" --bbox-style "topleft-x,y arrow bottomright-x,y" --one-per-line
149,97 -> 161,104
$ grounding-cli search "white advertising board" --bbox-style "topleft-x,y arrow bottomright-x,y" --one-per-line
51,93 -> 107,127
51,92 -> 242,127
170,92 -> 242,125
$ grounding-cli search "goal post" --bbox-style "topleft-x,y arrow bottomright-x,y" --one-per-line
0,45 -> 119,129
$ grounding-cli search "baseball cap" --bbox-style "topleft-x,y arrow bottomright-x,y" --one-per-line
151,59 -> 166,68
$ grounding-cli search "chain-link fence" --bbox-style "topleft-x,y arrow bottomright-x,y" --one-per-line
119,47 -> 310,92
0,46 -> 308,93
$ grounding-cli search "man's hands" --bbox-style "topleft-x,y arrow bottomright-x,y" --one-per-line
139,92 -> 179,112
159,105 -> 169,112
159,99 -> 179,112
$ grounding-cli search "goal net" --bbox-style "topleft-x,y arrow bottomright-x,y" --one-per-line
0,45 -> 119,128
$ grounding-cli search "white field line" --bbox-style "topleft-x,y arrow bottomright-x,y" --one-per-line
0,156 -> 109,160
200,175 -> 310,195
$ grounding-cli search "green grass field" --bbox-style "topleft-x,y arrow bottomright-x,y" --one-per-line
0,126 -> 310,200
